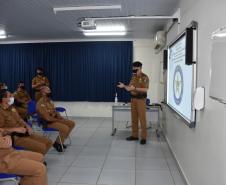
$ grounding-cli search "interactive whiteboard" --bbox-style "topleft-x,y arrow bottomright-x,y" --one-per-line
167,28 -> 197,125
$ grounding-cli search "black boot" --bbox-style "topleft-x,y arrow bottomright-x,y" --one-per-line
63,144 -> 67,149
140,139 -> 146,145
53,142 -> 63,152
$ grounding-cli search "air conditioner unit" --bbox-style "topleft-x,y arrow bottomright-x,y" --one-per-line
80,19 -> 96,30
154,31 -> 166,51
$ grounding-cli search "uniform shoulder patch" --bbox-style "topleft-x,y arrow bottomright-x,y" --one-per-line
11,108 -> 17,112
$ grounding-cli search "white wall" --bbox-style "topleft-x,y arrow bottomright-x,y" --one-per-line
164,1 -> 226,185
55,39 -> 162,117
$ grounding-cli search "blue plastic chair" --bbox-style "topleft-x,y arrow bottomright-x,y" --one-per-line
0,173 -> 18,184
13,146 -> 25,150
55,107 -> 68,119
146,98 -> 151,105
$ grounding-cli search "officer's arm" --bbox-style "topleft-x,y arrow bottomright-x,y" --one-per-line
14,93 -> 26,104
45,78 -> 50,86
0,135 -> 12,149
134,76 -> 149,93
0,114 -> 12,133
37,105 -> 59,122
32,78 -> 42,89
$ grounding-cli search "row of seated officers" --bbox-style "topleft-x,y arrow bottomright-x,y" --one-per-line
0,81 -> 76,185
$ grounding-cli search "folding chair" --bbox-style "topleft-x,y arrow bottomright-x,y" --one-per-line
55,106 -> 72,145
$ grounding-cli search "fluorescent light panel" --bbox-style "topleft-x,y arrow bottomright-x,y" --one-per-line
213,32 -> 226,38
84,31 -> 126,36
83,25 -> 126,36
212,27 -> 226,38
85,25 -> 126,32
0,29 -> 6,39
0,30 -> 5,35
54,5 -> 121,13
0,35 -> 6,39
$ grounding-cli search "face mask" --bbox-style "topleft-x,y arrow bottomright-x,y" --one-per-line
3,86 -> 8,90
8,97 -> 14,106
47,93 -> 51,98
132,69 -> 138,74
37,72 -> 43,75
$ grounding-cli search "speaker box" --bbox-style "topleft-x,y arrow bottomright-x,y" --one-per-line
185,27 -> 194,65
163,50 -> 168,70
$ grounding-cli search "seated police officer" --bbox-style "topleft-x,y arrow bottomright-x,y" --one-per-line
0,89 -> 53,155
13,81 -> 31,120
37,86 -> 75,152
0,128 -> 47,185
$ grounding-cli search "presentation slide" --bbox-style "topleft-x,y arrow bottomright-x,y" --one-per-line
167,34 -> 194,123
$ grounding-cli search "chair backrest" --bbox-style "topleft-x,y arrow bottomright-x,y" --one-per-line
55,107 -> 66,112
27,100 -> 37,115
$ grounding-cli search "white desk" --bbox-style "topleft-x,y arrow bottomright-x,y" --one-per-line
112,104 -> 161,136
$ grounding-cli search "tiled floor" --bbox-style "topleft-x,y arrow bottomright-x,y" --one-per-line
46,117 -> 186,185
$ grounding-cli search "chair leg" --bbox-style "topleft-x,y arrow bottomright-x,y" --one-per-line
64,111 -> 68,119
58,133 -> 64,152
68,136 -> 72,145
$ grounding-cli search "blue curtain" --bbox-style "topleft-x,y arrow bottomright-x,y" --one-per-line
0,41 -> 132,102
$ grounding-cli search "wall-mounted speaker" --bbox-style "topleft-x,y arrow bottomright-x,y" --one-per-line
163,49 -> 168,70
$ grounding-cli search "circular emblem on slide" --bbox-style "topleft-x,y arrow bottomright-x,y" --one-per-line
173,65 -> 184,105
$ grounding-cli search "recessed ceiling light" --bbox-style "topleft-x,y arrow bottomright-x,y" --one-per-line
53,5 -> 121,13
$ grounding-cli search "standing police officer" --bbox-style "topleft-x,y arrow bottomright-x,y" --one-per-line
117,61 -> 149,145
32,67 -> 50,102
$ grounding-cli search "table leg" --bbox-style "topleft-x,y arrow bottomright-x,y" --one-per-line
111,108 -> 116,136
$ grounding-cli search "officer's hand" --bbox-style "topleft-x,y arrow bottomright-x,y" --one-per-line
0,128 -> 4,136
3,136 -> 12,147
14,127 -> 27,133
125,85 -> 135,92
117,82 -> 125,88
0,129 -> 9,137
27,126 -> 33,135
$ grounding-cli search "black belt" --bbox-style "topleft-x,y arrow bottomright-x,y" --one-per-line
131,94 -> 147,99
